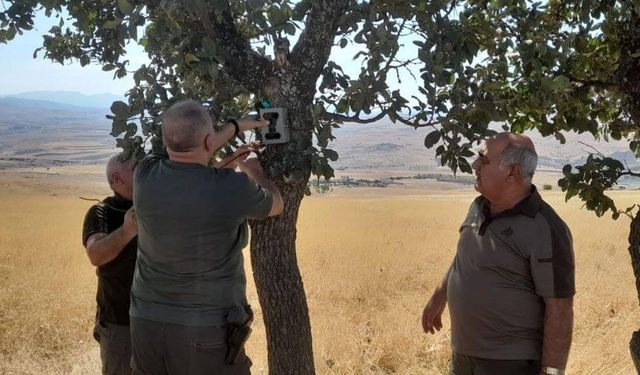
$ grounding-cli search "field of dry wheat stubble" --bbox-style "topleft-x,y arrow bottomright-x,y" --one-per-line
1,168 -> 639,374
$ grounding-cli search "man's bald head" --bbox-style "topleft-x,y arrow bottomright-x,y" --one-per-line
106,152 -> 136,199
161,100 -> 215,153
491,132 -> 538,184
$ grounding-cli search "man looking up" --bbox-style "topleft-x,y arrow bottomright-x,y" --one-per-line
82,153 -> 138,375
130,100 -> 283,375
422,133 -> 574,375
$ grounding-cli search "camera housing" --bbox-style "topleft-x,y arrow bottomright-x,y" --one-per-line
258,108 -> 290,144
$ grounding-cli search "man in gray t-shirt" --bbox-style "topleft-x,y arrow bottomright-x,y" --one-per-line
422,133 -> 574,375
130,100 -> 283,375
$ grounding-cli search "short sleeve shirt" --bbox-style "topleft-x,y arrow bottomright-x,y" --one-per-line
82,195 -> 137,325
447,186 -> 575,360
130,155 -> 273,326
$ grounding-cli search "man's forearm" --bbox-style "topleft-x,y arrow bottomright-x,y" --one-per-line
210,122 -> 237,152
541,297 -> 574,370
247,171 -> 283,215
86,227 -> 136,267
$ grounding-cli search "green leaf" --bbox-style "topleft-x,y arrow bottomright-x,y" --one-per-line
424,131 -> 441,148
110,101 -> 129,118
247,0 -> 265,8
323,149 -> 339,161
458,157 -> 472,174
284,22 -> 296,36
551,75 -> 571,90
118,0 -> 134,15
185,54 -> 200,63
103,19 -> 121,29
111,119 -> 127,136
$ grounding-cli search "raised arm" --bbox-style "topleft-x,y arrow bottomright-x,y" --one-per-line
85,207 -> 137,267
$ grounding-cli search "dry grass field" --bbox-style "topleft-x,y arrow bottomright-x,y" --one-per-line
1,171 -> 640,374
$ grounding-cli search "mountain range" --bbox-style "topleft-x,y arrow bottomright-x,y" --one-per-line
0,92 -> 639,181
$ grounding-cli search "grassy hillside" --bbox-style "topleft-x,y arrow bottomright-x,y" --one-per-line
0,178 -> 638,374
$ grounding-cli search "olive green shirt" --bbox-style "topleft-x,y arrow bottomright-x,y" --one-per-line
448,186 -> 575,360
130,155 -> 272,326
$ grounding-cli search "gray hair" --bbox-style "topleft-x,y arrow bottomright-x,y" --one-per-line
106,152 -> 135,184
499,143 -> 538,184
161,100 -> 215,152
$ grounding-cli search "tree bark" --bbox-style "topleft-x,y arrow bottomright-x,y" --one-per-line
249,79 -> 316,373
628,210 -> 640,371
616,10 -> 640,125
250,182 -> 314,374
617,9 -> 640,370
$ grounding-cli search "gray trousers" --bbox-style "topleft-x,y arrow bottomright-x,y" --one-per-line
93,321 -> 133,375
130,317 -> 252,375
451,350 -> 540,375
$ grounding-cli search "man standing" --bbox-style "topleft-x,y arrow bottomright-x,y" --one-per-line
130,100 -> 283,375
82,153 -> 138,375
422,133 -> 574,375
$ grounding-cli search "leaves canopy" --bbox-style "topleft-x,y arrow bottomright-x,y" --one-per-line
3,0 -> 640,215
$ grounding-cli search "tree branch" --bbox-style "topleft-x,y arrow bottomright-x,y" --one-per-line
620,170 -> 640,178
322,110 -> 387,124
289,0 -> 350,99
188,1 -> 272,93
564,73 -> 618,91
394,115 -> 442,128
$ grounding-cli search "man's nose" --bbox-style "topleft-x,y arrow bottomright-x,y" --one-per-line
471,158 -> 479,170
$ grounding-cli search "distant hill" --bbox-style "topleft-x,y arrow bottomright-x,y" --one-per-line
0,97 -> 104,113
1,90 -> 123,111
1,98 -> 639,182
0,98 -> 114,169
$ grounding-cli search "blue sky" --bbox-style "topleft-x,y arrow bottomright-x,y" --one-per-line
0,11 -> 420,100
0,12 -> 147,96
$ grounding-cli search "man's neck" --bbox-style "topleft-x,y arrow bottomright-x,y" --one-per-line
167,151 -> 209,166
488,185 -> 532,217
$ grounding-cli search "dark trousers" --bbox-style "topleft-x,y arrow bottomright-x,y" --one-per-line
130,317 -> 252,375
451,350 -> 541,375
93,321 -> 133,375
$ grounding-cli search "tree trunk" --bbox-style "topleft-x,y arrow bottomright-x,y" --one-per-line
629,210 -> 640,370
250,183 -> 314,374
249,87 -> 315,374
617,9 -> 640,371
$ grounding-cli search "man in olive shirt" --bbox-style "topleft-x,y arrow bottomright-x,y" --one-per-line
422,133 -> 574,375
130,100 -> 283,375
82,153 -> 137,375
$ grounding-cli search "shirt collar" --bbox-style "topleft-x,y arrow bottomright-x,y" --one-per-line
478,185 -> 542,219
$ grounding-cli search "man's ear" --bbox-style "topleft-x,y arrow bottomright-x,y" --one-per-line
507,164 -> 522,181
111,171 -> 123,185
204,132 -> 213,153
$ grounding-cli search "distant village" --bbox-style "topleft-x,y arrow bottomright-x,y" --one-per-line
308,173 -> 476,192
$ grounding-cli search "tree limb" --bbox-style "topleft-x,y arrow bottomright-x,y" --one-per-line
289,0 -> 350,98
188,1 -> 272,93
394,115 -> 442,128
322,110 -> 387,124
620,170 -> 640,178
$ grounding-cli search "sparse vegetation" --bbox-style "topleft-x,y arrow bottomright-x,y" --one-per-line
543,184 -> 553,191
1,175 -> 639,374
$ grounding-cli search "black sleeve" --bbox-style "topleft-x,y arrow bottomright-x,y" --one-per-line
82,203 -> 108,247
531,209 -> 575,298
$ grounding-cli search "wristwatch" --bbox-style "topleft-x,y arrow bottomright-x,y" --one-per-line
228,119 -> 240,137
540,366 -> 565,375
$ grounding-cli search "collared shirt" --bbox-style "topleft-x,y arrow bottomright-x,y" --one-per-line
130,154 -> 273,327
447,186 -> 575,360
